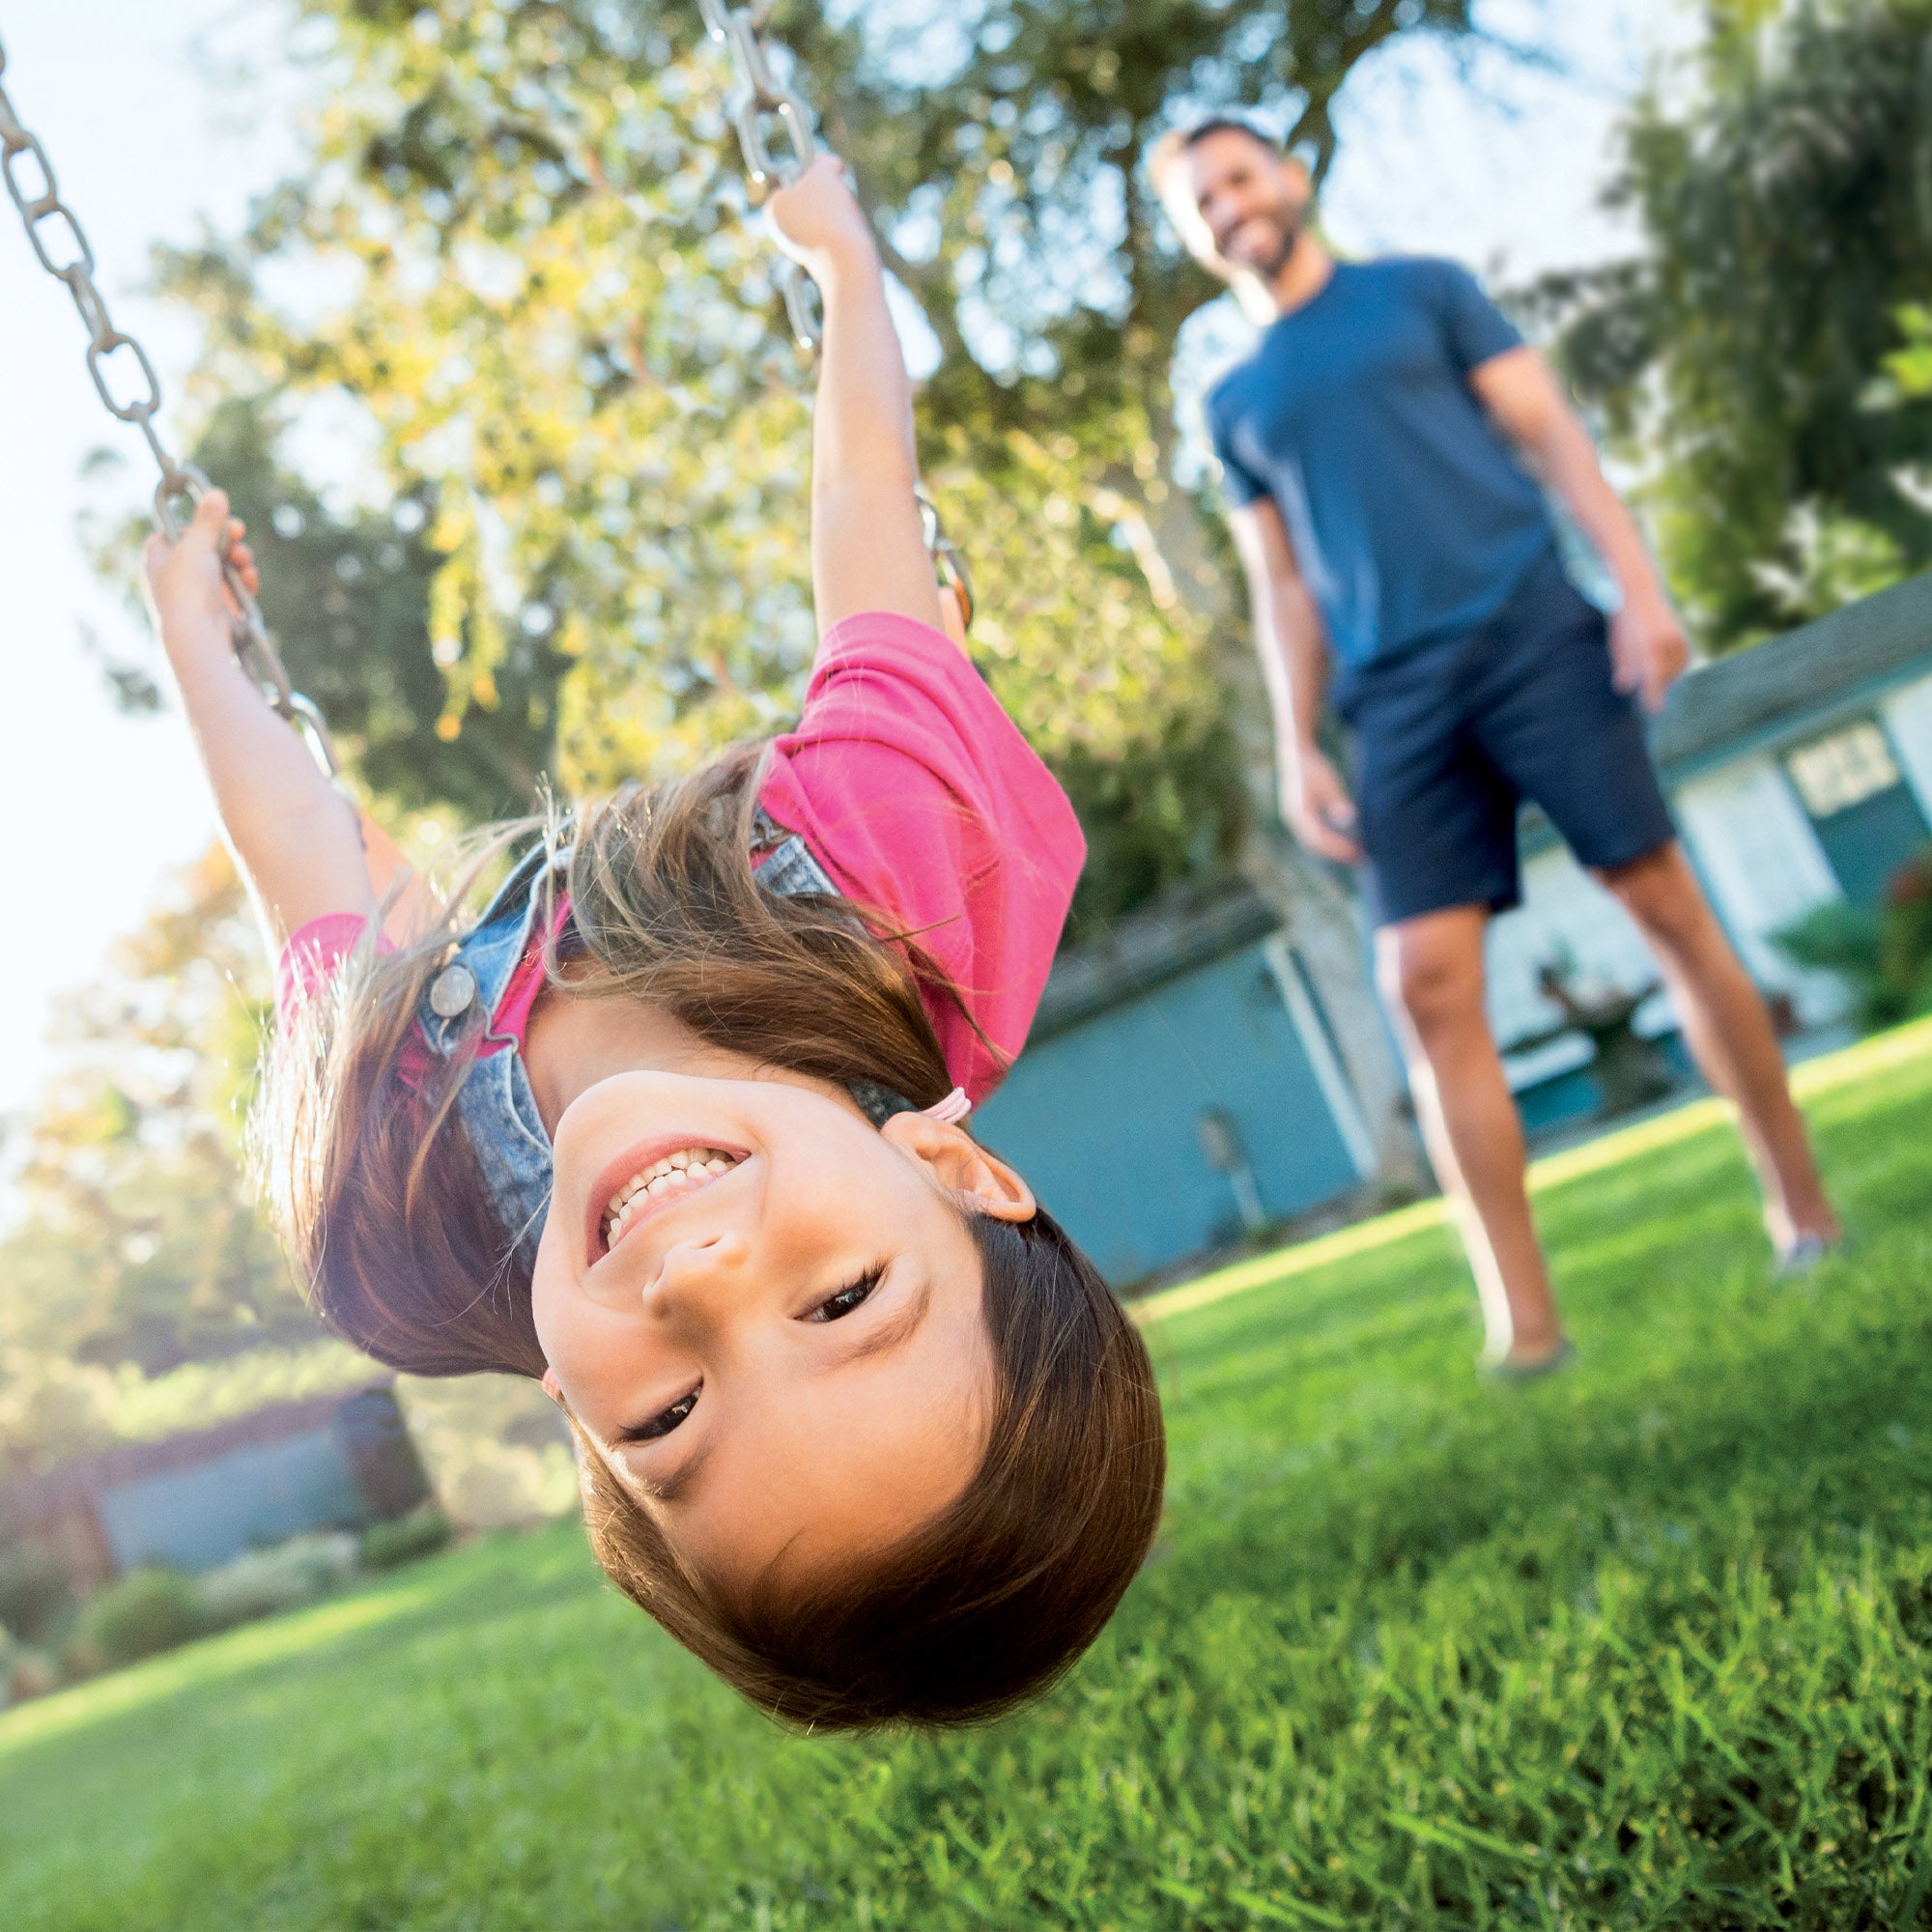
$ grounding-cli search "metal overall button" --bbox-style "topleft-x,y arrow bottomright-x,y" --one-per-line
429,963 -> 477,1019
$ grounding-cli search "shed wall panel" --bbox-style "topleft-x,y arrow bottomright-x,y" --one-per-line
1881,675 -> 1932,824
97,1429 -> 364,1575
975,940 -> 1359,1280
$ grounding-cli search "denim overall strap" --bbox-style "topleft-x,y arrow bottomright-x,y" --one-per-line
414,840 -> 567,1272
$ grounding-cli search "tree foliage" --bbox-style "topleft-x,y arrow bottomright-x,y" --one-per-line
142,0 -> 1479,930
0,848 -> 331,1478
85,396 -> 554,824
1536,0 -> 1932,649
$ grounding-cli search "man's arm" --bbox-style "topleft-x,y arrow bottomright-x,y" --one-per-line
1226,497 -> 1362,865
145,490 -> 378,952
1469,344 -> 1690,713
766,157 -> 945,642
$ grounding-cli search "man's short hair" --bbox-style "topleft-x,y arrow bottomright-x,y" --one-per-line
1148,116 -> 1282,194
1179,116 -> 1282,157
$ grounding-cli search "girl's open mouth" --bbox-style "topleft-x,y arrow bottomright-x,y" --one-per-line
599,1145 -> 745,1258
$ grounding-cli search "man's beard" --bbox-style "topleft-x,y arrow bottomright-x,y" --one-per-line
1229,204 -> 1301,280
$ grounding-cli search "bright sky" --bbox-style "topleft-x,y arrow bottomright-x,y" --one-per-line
0,0 -> 1693,1131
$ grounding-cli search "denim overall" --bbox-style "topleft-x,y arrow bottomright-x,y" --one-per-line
413,817 -> 909,1273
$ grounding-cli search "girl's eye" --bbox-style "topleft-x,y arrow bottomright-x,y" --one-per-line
808,1267 -> 884,1322
635,1388 -> 698,1441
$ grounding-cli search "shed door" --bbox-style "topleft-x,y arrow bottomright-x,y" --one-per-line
1785,721 -> 1931,908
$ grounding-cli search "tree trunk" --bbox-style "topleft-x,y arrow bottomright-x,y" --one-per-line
1241,825 -> 1423,1190
1110,408 -> 1424,1192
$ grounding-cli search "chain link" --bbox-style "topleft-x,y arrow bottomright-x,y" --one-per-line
696,0 -> 821,352
917,487 -> 975,633
0,31 -> 339,777
692,5 -> 973,631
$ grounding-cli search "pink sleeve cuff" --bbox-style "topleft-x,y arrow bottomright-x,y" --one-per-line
277,913 -> 386,1017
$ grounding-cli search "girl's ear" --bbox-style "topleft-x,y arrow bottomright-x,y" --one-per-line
880,1112 -> 1037,1223
541,1367 -> 563,1406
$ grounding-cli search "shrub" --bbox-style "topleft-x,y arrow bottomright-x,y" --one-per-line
80,1568 -> 205,1667
360,1505 -> 453,1573
57,1637 -> 105,1685
194,1532 -> 359,1633
5,1646 -> 57,1706
0,1536 -> 74,1647
1880,848 -> 1932,995
1776,852 -> 1932,1031
1776,899 -> 1883,987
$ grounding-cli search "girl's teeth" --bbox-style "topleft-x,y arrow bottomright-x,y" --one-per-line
603,1150 -> 738,1250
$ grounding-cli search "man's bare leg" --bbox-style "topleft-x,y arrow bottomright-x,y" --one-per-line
1602,842 -> 1838,1253
1377,906 -> 1568,1366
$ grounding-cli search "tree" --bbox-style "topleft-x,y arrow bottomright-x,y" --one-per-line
0,846 -> 336,1478
1535,0 -> 1932,648
128,0 -> 1479,941
0,847 -> 315,1378
84,396 -> 559,825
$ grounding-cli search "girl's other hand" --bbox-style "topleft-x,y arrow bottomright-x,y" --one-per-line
766,155 -> 874,273
143,487 -> 260,660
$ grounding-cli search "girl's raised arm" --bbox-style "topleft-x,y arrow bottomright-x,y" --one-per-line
767,157 -> 945,640
145,489 -> 379,952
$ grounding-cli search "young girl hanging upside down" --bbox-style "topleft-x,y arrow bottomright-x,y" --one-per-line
142,155 -> 1164,1730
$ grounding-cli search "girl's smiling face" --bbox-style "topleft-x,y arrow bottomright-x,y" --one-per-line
523,992 -> 1035,1595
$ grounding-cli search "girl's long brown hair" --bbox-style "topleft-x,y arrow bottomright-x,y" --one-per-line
255,744 -> 1165,1724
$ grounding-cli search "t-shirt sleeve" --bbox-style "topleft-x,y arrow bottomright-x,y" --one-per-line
756,612 -> 1085,1103
1208,380 -> 1271,507
1428,258 -> 1524,374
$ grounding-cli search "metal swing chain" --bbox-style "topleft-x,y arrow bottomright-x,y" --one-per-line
0,32 -> 340,776
696,0 -> 820,350
4,17 -> 967,724
693,0 -> 974,630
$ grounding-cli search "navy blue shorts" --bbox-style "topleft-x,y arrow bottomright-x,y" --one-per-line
1338,550 -> 1676,928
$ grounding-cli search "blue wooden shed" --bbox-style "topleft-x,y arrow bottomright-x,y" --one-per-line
0,1384 -> 431,1590
974,888 -> 1375,1282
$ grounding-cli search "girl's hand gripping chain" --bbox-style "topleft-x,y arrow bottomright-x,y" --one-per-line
765,156 -> 945,639
143,488 -> 263,655
144,489 -> 380,950
764,152 -> 877,277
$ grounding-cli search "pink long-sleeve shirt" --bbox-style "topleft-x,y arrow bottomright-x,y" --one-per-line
281,612 -> 1084,1104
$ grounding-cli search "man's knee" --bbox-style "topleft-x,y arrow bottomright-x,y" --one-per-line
1377,922 -> 1487,1042
1601,842 -> 1713,952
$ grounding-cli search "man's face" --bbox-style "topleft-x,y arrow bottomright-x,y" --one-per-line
1173,130 -> 1307,280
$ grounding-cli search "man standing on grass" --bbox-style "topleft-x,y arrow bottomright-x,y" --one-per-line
1151,120 -> 1839,1372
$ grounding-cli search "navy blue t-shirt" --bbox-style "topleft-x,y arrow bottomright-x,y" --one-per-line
1208,257 -> 1556,670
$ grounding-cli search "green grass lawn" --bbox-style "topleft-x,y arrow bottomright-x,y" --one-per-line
7,1025 -> 1932,1930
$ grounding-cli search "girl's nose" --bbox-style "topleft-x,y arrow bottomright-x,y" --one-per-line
639,1231 -> 749,1324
